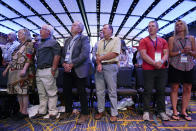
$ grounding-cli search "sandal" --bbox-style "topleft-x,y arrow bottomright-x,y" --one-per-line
180,114 -> 192,121
171,114 -> 180,120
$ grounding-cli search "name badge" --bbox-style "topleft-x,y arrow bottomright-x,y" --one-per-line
181,54 -> 188,63
155,52 -> 161,62
64,52 -> 70,62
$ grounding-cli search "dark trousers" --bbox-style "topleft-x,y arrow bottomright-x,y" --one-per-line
143,69 -> 167,113
63,69 -> 89,115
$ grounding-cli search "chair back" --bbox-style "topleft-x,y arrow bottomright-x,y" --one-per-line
117,67 -> 133,88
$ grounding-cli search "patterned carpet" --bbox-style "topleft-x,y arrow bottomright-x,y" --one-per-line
0,99 -> 196,131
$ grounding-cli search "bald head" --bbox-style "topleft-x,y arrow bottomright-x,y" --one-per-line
71,21 -> 84,36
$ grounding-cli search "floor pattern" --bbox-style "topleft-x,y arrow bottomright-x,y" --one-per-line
0,101 -> 196,131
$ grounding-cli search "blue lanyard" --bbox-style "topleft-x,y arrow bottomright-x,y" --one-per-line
149,36 -> 157,50
68,37 -> 78,50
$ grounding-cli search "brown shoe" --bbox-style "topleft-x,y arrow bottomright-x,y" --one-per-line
77,114 -> 89,125
59,112 -> 72,120
110,116 -> 117,123
94,112 -> 104,120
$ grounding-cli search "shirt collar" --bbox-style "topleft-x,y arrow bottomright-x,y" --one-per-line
72,34 -> 80,40
41,37 -> 50,42
103,36 -> 114,41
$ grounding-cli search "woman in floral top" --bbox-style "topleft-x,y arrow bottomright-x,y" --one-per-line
3,29 -> 34,120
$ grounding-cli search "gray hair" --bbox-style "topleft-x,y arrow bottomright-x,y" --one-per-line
76,21 -> 84,33
103,24 -> 113,34
8,32 -> 17,41
18,29 -> 32,42
42,24 -> 54,37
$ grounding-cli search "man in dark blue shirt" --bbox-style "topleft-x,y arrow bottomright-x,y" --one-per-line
32,24 -> 61,120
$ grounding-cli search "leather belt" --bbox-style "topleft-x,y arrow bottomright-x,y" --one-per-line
38,65 -> 51,69
102,61 -> 118,65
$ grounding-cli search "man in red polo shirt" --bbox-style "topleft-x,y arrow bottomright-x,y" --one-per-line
139,21 -> 170,121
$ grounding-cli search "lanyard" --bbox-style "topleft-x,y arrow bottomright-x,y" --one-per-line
149,36 -> 157,50
178,38 -> 187,49
104,40 -> 111,49
68,38 -> 77,50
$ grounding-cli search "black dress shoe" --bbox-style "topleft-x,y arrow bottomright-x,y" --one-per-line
13,112 -> 28,120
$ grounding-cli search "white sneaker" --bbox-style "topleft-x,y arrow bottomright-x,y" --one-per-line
143,112 -> 150,121
159,112 -> 170,121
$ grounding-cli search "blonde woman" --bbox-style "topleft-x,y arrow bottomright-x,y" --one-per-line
168,20 -> 196,121
3,29 -> 34,120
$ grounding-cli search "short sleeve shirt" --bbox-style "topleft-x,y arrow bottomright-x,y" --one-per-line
36,38 -> 61,68
96,36 -> 121,63
139,36 -> 168,70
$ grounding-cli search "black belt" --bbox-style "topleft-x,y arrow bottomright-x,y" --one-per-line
37,65 -> 51,69
102,61 -> 118,65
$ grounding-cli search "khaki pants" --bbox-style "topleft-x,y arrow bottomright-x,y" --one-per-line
36,68 -> 58,115
95,64 -> 118,116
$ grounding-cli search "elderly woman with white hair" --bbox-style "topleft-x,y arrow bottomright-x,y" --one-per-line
31,24 -> 61,120
3,29 -> 35,120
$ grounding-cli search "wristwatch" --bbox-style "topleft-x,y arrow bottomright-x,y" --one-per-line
51,68 -> 56,72
178,50 -> 181,54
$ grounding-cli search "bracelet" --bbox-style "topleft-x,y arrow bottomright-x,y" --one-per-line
178,50 -> 181,54
160,60 -> 164,64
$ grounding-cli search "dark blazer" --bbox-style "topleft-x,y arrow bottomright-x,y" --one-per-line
61,34 -> 90,78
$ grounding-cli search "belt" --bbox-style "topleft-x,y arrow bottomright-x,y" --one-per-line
102,61 -> 118,65
38,65 -> 51,69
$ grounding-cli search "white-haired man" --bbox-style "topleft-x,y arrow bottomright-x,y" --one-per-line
60,21 -> 90,124
32,24 -> 61,120
2,32 -> 20,65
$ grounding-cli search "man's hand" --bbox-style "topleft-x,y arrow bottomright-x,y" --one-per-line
154,61 -> 162,69
69,63 -> 74,69
51,68 -> 56,76
62,63 -> 73,72
96,56 -> 102,65
97,64 -> 102,72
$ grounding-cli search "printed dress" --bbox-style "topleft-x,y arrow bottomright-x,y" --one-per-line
7,41 -> 34,94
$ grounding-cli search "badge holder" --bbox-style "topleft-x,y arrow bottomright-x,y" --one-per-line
180,54 -> 188,63
155,52 -> 161,62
